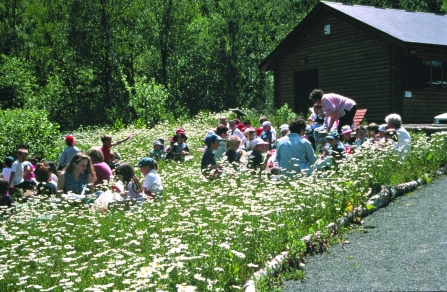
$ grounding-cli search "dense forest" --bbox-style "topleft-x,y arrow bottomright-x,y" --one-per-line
1,0 -> 446,130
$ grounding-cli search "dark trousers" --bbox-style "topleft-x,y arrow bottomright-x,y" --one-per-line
338,105 -> 357,133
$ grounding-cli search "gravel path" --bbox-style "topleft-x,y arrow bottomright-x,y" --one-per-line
283,176 -> 447,291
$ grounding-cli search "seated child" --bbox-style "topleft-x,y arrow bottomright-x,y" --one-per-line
0,178 -> 13,209
201,134 -> 225,178
9,148 -> 36,191
137,157 -> 163,199
100,133 -> 131,166
260,121 -> 276,150
225,136 -> 243,165
340,125 -> 355,154
109,151 -> 121,170
353,125 -> 370,149
367,123 -> 380,143
243,128 -> 256,151
34,163 -> 57,196
279,124 -> 289,138
1,156 -> 14,183
114,163 -> 145,202
214,124 -> 229,159
308,104 -> 324,125
149,139 -> 164,160
247,138 -> 272,171
170,131 -> 190,161
58,135 -> 80,170
321,131 -> 346,161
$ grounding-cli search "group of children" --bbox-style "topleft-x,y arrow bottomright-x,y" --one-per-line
0,133 -> 164,211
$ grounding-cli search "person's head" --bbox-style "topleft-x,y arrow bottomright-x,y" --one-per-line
219,117 -> 228,125
309,89 -> 324,104
367,123 -> 379,135
259,116 -> 269,126
313,104 -> 323,114
385,129 -> 398,142
356,125 -> 367,139
340,125 -> 353,141
280,124 -> 289,137
385,113 -> 402,129
251,138 -> 269,153
35,163 -> 50,183
229,120 -> 237,130
216,124 -> 229,138
378,124 -> 387,138
66,152 -> 95,177
110,151 -> 120,161
226,136 -> 242,151
44,161 -> 58,176
262,121 -> 272,132
243,119 -> 252,128
325,131 -> 340,147
245,128 -> 256,141
153,140 -> 163,151
175,133 -> 187,143
115,163 -> 135,183
86,147 -> 104,163
205,134 -> 225,151
101,134 -> 113,146
65,135 -> 75,146
4,156 -> 14,168
17,149 -> 28,163
0,178 -> 8,197
137,157 -> 159,175
288,117 -> 307,134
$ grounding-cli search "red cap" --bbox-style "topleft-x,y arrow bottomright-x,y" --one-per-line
256,127 -> 263,137
176,128 -> 185,135
65,135 -> 75,146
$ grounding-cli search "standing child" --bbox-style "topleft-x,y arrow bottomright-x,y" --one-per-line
247,138 -> 272,171
170,131 -> 190,161
59,135 -> 80,170
100,133 -> 131,166
114,163 -> 145,202
137,157 -> 163,199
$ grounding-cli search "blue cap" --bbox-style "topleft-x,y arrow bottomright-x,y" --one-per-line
5,156 -> 14,163
326,130 -> 339,140
137,157 -> 155,167
204,134 -> 224,145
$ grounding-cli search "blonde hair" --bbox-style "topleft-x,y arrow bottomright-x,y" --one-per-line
226,136 -> 241,149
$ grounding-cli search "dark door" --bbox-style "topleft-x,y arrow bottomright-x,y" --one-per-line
294,69 -> 318,116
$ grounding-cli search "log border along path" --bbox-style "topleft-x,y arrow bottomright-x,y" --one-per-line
244,171 -> 447,291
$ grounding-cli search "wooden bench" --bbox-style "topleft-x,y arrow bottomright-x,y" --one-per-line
353,109 -> 367,128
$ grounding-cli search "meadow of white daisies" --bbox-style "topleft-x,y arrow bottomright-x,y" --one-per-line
1,110 -> 447,291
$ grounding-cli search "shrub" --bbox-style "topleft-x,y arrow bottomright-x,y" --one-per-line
0,109 -> 61,161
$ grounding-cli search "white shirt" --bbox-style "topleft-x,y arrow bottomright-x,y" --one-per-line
144,169 -> 163,195
10,160 -> 24,186
1,168 -> 12,183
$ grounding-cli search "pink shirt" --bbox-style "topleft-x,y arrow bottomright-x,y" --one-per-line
321,93 -> 356,121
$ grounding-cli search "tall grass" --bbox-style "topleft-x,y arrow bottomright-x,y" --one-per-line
1,111 -> 446,291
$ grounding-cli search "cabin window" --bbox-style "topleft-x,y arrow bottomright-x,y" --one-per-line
422,60 -> 446,90
403,57 -> 447,90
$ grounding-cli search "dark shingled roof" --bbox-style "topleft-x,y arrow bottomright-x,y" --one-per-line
260,1 -> 447,70
323,1 -> 447,46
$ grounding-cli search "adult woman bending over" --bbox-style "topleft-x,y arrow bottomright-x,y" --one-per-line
309,89 -> 357,133
58,153 -> 96,194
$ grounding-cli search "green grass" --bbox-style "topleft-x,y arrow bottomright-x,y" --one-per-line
1,111 -> 447,291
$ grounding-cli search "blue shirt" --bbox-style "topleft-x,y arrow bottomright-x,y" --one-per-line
276,133 -> 317,177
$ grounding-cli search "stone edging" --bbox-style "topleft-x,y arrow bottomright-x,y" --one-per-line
243,177 -> 428,292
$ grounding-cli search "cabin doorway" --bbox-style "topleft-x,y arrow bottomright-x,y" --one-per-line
294,69 -> 318,117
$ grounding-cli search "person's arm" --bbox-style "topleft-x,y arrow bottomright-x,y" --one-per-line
9,171 -> 15,186
87,174 -> 95,194
111,135 -> 131,147
57,172 -> 65,193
